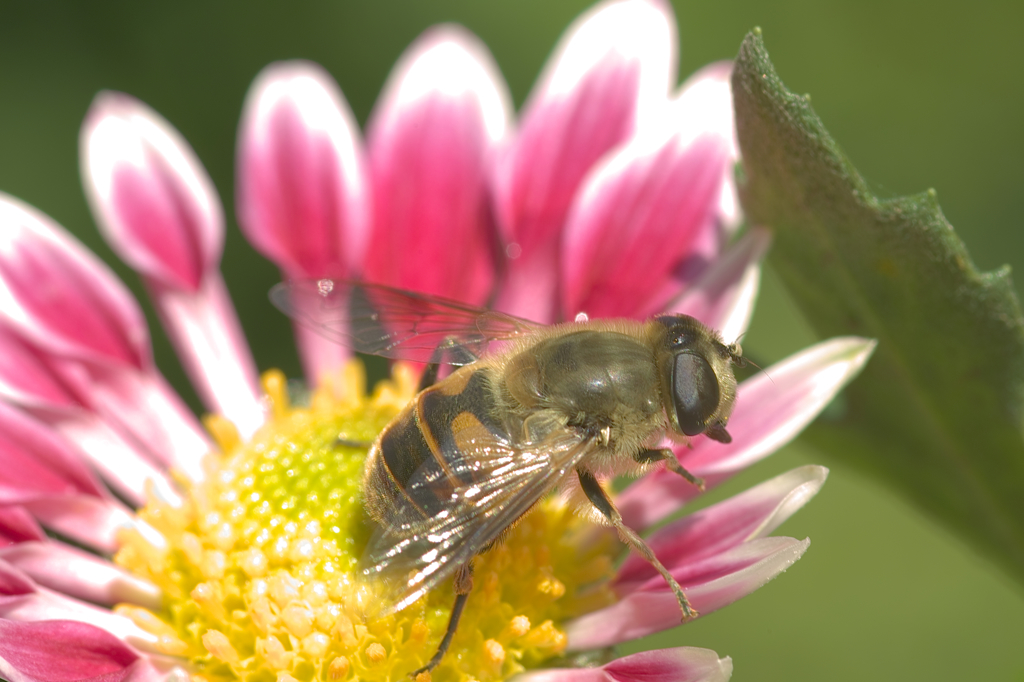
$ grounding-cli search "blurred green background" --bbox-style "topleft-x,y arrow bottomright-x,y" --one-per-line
1,1 -> 1022,680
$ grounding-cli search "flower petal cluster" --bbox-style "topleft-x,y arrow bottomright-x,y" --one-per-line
0,1 -> 874,681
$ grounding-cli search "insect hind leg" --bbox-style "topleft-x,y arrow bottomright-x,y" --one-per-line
411,562 -> 474,677
418,362 -> 441,392
577,468 -> 698,620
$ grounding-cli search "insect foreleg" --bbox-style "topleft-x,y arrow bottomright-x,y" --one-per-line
634,448 -> 705,490
411,562 -> 475,677
576,468 -> 698,621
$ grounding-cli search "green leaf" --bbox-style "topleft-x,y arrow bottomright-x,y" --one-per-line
732,29 -> 1024,583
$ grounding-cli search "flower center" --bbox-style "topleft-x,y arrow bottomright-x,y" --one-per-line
115,363 -> 618,682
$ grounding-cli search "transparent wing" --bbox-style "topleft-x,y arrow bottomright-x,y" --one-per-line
270,279 -> 540,364
360,424 -> 596,614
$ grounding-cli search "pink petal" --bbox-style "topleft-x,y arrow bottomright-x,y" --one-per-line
493,0 -> 676,321
237,61 -> 369,383
618,337 -> 876,529
81,95 -> 263,436
669,61 -> 740,231
81,92 -> 222,292
605,648 -> 732,682
364,25 -> 509,304
0,508 -> 45,547
518,648 -> 732,682
0,327 -> 183,508
0,401 -> 106,501
667,228 -> 769,343
122,659 -> 187,682
41,412 -> 179,512
0,560 -> 34,596
0,561 -> 157,648
236,60 -> 369,279
0,194 -> 151,370
565,537 -> 809,649
0,542 -> 160,609
616,466 -> 827,590
670,63 -> 737,170
19,495 -> 135,556
0,619 -> 139,682
149,275 -> 263,439
684,337 -> 877,475
604,62 -> 739,309
680,538 -> 811,619
50,359 -> 210,483
0,326 -> 81,413
560,133 -> 730,320
0,401 -> 144,554
292,315 -> 349,391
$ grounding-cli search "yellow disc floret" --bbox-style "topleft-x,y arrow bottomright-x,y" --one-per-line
116,362 -> 618,682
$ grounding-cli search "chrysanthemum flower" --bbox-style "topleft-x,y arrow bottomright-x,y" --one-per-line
0,1 -> 874,681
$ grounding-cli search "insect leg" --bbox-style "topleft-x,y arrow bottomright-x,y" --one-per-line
577,468 -> 698,620
634,448 -> 705,490
418,362 -> 441,392
411,562 -> 475,676
334,437 -> 372,448
417,338 -> 479,392
416,341 -> 447,392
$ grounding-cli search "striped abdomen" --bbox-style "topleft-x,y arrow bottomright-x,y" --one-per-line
363,365 -> 511,527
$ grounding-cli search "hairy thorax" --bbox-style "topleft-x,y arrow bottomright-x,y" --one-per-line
499,329 -> 668,464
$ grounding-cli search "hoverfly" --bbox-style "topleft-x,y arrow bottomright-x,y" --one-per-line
272,280 -> 744,674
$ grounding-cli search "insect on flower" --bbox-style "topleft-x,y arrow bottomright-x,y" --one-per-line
274,279 -> 746,674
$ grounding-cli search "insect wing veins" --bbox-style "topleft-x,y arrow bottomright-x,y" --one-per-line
359,430 -> 594,614
270,280 -> 538,364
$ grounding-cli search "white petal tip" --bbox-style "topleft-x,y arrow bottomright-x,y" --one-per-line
544,0 -> 676,102
376,24 -> 510,146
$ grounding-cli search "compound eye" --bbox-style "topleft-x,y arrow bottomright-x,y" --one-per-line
654,315 -> 699,349
672,352 -> 721,436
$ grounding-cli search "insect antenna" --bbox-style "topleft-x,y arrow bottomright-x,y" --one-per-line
728,333 -> 774,385
737,348 -> 770,385
740,354 -> 774,386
